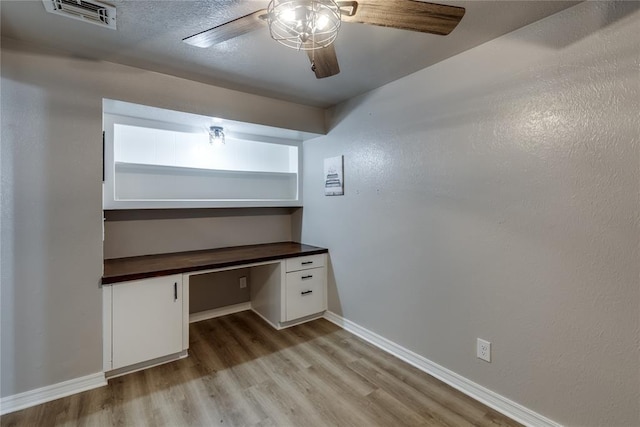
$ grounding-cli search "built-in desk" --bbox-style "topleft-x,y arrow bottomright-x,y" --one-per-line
102,242 -> 328,284
102,242 -> 328,377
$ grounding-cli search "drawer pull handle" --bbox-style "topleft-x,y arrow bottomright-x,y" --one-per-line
301,290 -> 313,296
301,261 -> 314,265
301,275 -> 313,280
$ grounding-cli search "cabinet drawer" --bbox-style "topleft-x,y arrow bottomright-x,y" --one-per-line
285,254 -> 325,272
285,268 -> 325,321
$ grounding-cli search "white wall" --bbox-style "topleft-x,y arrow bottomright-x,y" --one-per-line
0,38 -> 324,398
301,2 -> 639,426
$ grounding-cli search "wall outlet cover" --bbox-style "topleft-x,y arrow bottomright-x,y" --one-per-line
477,338 -> 491,362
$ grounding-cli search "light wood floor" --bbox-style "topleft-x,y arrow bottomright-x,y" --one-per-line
2,311 -> 522,426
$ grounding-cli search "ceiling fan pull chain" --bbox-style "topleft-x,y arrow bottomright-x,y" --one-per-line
311,21 -> 316,71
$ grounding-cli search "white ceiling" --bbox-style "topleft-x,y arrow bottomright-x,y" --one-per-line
1,0 -> 580,108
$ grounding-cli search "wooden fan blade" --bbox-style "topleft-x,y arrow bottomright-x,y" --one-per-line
341,0 -> 465,35
307,44 -> 341,79
183,9 -> 268,48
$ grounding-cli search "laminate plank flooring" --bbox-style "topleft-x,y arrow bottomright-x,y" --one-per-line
1,311 -> 522,427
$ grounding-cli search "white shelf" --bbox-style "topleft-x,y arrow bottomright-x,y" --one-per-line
105,162 -> 300,209
102,105 -> 305,209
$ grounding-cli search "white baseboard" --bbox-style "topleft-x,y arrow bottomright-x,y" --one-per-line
189,302 -> 251,323
0,372 -> 106,416
323,311 -> 561,427
106,350 -> 188,379
250,307 -> 280,330
250,308 -> 325,330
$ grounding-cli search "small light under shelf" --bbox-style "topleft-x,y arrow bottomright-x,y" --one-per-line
208,126 -> 225,145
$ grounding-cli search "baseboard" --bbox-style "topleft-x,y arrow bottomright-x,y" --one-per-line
250,307 -> 280,330
189,302 -> 251,323
323,311 -> 561,427
106,350 -> 188,379
278,311 -> 326,330
0,372 -> 106,416
251,308 -> 325,330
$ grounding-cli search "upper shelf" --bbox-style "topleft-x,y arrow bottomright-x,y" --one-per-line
113,161 -> 298,205
103,99 -> 307,210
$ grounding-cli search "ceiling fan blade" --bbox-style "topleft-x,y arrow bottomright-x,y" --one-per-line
307,44 -> 341,79
341,0 -> 465,35
183,9 -> 268,48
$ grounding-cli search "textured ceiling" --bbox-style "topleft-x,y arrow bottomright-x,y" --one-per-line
1,0 -> 580,108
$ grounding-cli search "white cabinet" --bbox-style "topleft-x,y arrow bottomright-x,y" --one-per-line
285,268 -> 325,321
284,253 -> 326,321
104,274 -> 187,373
251,254 -> 327,329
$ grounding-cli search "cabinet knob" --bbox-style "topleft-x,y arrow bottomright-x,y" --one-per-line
174,282 -> 178,301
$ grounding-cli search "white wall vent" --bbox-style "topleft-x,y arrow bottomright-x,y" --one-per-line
42,0 -> 116,29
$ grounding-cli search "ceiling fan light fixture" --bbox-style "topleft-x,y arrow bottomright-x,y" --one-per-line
267,0 -> 341,51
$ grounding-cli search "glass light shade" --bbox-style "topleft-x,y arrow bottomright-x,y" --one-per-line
267,0 -> 341,51
209,126 -> 225,145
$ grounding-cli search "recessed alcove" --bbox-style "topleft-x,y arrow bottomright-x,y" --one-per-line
103,99 -> 322,209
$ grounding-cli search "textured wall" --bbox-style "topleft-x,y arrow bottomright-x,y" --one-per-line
301,2 -> 639,426
1,53 -> 104,401
0,39 -> 323,398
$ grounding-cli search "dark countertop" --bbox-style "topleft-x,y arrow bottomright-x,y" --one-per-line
102,241 -> 328,284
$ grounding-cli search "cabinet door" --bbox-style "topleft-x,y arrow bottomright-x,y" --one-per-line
285,267 -> 325,321
112,275 -> 183,370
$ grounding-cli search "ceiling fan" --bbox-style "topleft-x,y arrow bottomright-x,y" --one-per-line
183,0 -> 465,79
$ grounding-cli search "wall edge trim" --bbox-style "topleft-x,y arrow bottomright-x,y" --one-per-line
0,372 -> 107,416
189,302 -> 252,323
323,311 -> 562,427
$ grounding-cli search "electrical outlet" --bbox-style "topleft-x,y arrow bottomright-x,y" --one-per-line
239,276 -> 247,289
477,338 -> 491,362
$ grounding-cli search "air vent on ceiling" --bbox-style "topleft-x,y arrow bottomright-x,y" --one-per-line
42,0 -> 116,29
